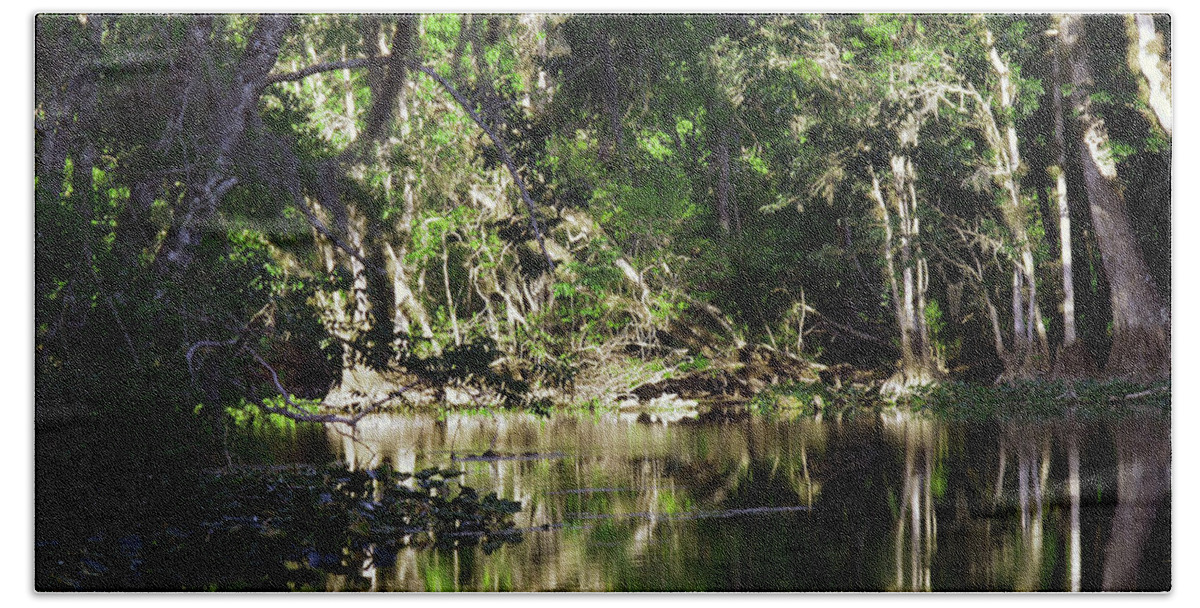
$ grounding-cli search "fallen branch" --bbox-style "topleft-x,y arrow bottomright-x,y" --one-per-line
186,334 -> 405,427
1109,385 -> 1170,402
243,345 -> 406,426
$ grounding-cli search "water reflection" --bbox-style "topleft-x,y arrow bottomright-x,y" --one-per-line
882,415 -> 940,591
302,408 -> 1168,591
1067,423 -> 1081,592
990,423 -> 1053,591
1102,417 -> 1171,591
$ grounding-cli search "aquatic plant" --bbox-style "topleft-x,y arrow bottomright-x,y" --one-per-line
36,464 -> 523,591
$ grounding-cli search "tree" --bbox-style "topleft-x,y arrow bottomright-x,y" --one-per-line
1047,23 -> 1094,378
1058,14 -> 1169,380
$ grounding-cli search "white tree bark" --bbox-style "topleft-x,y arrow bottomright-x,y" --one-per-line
1130,14 -> 1172,137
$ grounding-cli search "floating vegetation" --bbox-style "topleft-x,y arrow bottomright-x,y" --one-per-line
36,464 -> 523,591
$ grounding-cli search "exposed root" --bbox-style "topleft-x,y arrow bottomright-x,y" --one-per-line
879,366 -> 939,401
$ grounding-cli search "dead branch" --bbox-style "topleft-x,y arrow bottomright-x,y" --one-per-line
1108,385 -> 1169,402
243,345 -> 406,425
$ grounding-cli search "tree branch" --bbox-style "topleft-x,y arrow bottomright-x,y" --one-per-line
296,196 -> 387,277
242,345 -> 405,425
1108,384 -> 1169,402
267,54 -> 556,271
800,304 -> 890,347
266,57 -> 383,83
410,62 -> 555,271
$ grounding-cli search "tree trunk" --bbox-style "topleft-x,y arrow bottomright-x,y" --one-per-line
874,156 -> 938,396
716,128 -> 733,235
983,27 -> 1050,378
155,15 -> 291,278
1048,35 -> 1095,378
1060,14 -> 1170,381
344,202 -> 372,370
870,166 -> 910,364
599,28 -> 624,162
362,230 -> 396,366
442,232 -> 462,346
1128,14 -> 1172,137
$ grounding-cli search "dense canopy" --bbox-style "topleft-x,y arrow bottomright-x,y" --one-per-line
33,12 -> 1173,593
35,12 -> 1170,439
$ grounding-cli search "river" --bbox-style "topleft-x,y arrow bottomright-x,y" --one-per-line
248,405 -> 1170,591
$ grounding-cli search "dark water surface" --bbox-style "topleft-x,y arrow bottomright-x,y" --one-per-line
257,407 -> 1169,591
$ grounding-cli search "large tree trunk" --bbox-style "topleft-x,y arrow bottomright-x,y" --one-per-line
1048,34 -> 1095,378
362,223 -> 397,366
1060,14 -> 1170,381
315,16 -> 420,378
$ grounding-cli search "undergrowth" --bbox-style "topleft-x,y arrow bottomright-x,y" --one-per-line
748,378 -> 1170,422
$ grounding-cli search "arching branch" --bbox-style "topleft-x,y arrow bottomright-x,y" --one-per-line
410,63 -> 554,271
266,57 -> 383,83
295,195 -> 387,277
186,336 -> 406,427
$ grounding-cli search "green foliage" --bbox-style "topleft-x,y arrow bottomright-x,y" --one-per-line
225,397 -> 322,432
36,12 -> 1172,430
677,354 -> 711,374
908,380 -> 1170,421
748,381 -> 879,418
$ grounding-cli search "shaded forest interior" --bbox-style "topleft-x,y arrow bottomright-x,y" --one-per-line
36,14 -> 1169,489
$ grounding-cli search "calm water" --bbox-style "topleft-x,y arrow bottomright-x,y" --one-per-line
261,407 -> 1170,592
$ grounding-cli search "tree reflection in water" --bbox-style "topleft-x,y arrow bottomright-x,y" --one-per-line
293,408 -> 1168,591
1102,417 -> 1170,591
992,423 -> 1053,591
881,413 -> 940,591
